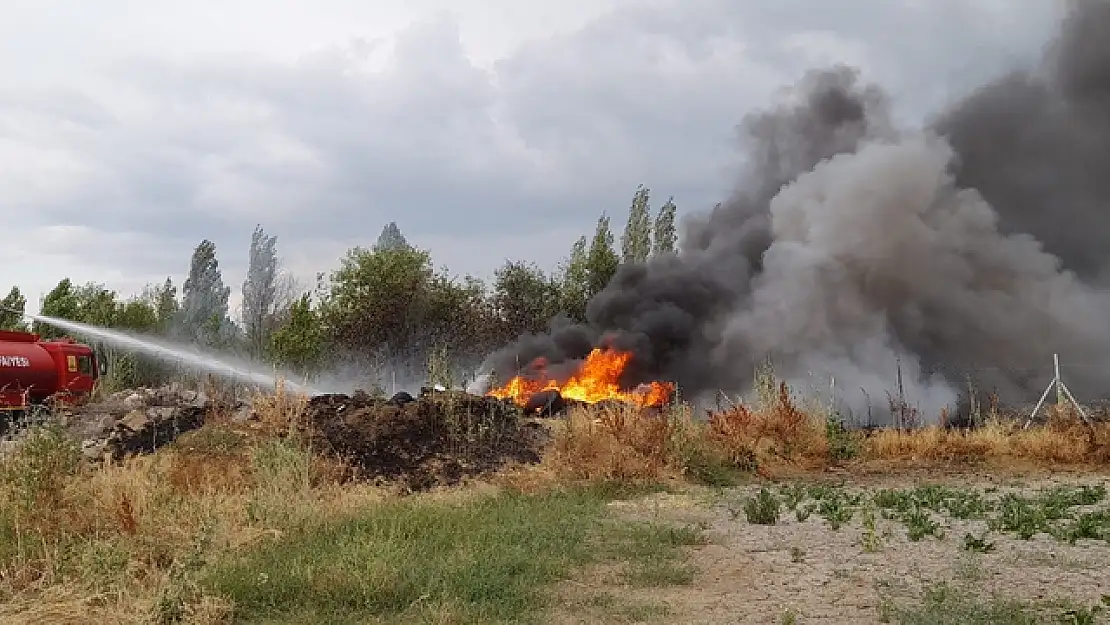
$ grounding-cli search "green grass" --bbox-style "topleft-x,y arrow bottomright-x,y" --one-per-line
614,523 -> 704,588
882,583 -> 1107,625
573,591 -> 671,623
203,485 -> 704,624
752,481 -> 1110,547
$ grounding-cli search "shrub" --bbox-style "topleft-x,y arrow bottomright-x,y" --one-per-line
744,488 -> 781,525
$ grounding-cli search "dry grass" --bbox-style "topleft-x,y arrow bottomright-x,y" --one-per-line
0,436 -> 388,622
543,379 -> 835,486
4,374 -> 1110,623
544,378 -> 1110,486
545,403 -> 694,484
0,383 -> 697,625
246,379 -> 309,436
0,384 -> 386,625
866,407 -> 1110,468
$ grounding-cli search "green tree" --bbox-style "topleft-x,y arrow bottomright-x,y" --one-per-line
0,287 -> 27,331
72,283 -> 118,327
321,244 -> 436,353
30,279 -> 167,389
374,221 -> 409,252
140,278 -> 179,332
558,236 -> 591,322
621,185 -> 653,263
35,279 -> 81,337
268,293 -> 326,376
179,239 -> 235,347
492,260 -> 561,338
653,196 -> 678,256
100,295 -> 163,390
321,243 -> 498,384
114,298 -> 159,331
586,214 -> 620,298
423,272 -> 497,376
242,225 -> 281,358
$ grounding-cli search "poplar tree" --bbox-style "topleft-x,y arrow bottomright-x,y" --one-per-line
586,214 -> 620,298
242,225 -> 280,358
653,196 -> 678,255
179,239 -> 233,347
621,185 -> 653,263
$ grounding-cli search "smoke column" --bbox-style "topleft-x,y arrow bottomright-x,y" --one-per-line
480,0 -> 1110,422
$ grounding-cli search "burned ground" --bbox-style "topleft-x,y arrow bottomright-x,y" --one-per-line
299,390 -> 549,491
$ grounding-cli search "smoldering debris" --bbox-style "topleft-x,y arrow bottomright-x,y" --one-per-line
481,1 -> 1110,424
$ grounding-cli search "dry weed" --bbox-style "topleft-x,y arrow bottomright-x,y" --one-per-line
549,377 -> 1110,481
864,406 -> 1110,468
0,419 -> 384,624
545,403 -> 689,483
5,372 -> 1110,623
249,378 -> 310,435
706,382 -> 830,469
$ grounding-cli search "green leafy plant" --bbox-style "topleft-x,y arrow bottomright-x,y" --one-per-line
744,488 -> 781,525
962,532 -> 996,553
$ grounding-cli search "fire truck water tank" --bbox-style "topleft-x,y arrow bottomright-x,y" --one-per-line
0,341 -> 60,401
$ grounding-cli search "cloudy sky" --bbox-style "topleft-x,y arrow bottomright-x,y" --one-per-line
1,0 -> 1062,316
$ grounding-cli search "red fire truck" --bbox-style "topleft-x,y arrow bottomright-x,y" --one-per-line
0,329 -> 100,417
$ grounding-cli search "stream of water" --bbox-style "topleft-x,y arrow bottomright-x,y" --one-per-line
22,313 -> 321,395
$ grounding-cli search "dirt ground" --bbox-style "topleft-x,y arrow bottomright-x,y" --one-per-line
554,470 -> 1110,624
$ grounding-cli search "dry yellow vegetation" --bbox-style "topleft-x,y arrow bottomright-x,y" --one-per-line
1,378 -> 1109,624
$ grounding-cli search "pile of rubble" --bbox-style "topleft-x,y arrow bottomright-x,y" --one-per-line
67,384 -> 233,461
300,389 -> 548,490
6,383 -> 554,490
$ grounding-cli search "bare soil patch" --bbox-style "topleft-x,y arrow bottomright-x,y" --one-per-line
556,472 -> 1110,624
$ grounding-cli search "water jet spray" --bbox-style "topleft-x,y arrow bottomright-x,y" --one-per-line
0,307 -> 319,396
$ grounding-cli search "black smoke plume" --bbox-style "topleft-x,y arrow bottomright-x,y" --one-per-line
480,0 -> 1110,421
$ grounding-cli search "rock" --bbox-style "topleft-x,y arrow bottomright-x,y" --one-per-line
81,440 -> 106,461
119,410 -> 152,432
187,392 -> 209,411
63,383 -> 217,461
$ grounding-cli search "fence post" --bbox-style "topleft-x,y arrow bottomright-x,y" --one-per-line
1023,353 -> 1090,429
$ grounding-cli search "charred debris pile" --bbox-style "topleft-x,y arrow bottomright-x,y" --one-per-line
22,384 -> 619,491
298,388 -> 552,489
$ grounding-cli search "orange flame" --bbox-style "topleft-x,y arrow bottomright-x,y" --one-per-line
487,347 -> 675,407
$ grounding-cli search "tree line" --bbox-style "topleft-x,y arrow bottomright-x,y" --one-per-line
0,186 -> 679,392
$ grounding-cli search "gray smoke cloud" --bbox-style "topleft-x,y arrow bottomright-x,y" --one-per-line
481,0 -> 1110,423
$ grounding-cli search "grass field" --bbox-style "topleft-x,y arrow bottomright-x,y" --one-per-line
1,379 -> 1109,624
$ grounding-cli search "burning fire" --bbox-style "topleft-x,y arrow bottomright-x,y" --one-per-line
487,347 -> 675,407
